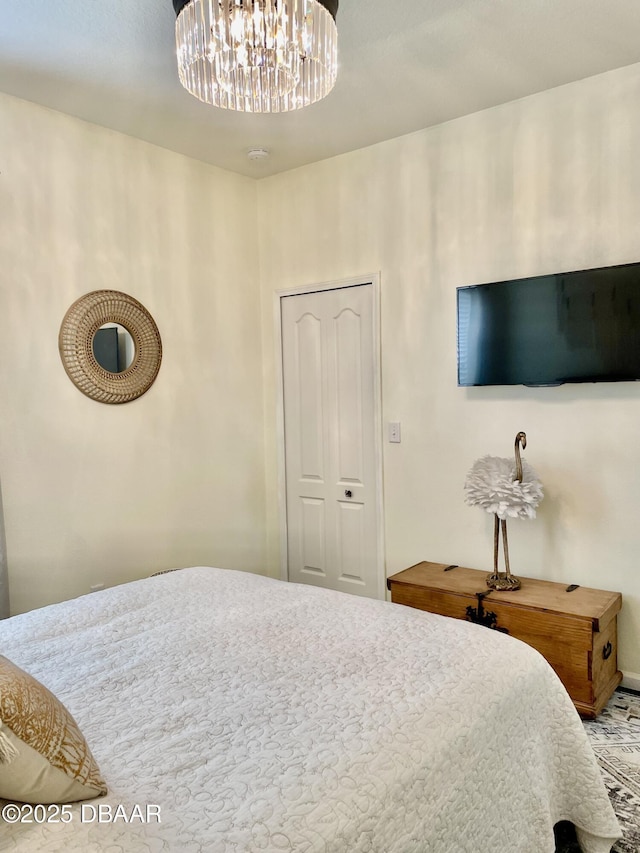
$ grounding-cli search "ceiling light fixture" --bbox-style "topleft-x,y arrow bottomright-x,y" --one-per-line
172,0 -> 338,113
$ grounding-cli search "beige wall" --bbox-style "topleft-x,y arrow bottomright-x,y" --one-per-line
0,92 -> 266,614
258,63 -> 640,678
3,63 -> 640,678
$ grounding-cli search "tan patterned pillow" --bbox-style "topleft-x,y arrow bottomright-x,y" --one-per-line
0,655 -> 107,804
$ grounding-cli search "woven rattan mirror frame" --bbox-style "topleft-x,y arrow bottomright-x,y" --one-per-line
58,290 -> 162,404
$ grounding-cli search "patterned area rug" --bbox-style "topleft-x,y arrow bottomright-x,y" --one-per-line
584,687 -> 640,853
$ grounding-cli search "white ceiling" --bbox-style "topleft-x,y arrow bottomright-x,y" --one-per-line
2,1 -> 640,178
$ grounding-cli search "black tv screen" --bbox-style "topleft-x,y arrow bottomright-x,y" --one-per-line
457,261 -> 640,386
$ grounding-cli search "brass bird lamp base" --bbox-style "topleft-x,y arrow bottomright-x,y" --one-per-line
486,514 -> 521,591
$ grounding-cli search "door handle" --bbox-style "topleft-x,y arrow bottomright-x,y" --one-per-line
344,490 -> 352,498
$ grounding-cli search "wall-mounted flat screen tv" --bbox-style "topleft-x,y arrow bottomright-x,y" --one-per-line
457,261 -> 640,386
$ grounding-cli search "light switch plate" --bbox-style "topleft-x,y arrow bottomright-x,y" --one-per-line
388,422 -> 401,443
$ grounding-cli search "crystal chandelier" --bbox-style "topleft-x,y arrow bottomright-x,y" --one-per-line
172,0 -> 338,113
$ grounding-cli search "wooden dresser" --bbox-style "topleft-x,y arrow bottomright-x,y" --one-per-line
387,561 -> 622,718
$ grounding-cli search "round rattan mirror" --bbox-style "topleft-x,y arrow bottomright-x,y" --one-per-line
58,290 -> 162,404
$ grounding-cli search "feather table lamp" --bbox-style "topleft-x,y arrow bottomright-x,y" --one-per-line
464,432 -> 543,591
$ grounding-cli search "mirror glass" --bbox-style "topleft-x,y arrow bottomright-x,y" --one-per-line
92,323 -> 135,373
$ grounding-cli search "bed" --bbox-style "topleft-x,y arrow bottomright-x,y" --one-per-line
0,566 -> 621,852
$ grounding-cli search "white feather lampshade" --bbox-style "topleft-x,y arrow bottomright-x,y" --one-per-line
464,455 -> 544,520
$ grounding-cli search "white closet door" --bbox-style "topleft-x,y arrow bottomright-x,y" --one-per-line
281,283 -> 381,598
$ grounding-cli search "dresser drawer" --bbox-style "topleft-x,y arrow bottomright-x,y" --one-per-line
388,561 -> 622,718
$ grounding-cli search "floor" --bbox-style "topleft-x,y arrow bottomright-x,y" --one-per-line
584,687 -> 640,853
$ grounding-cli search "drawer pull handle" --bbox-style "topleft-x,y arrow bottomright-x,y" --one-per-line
602,642 -> 613,661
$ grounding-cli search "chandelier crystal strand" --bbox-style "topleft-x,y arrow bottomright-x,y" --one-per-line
175,0 -> 338,113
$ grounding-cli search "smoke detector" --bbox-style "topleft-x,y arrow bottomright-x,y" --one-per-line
247,148 -> 270,161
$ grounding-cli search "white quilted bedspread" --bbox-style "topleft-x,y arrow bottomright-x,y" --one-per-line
0,567 -> 621,853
